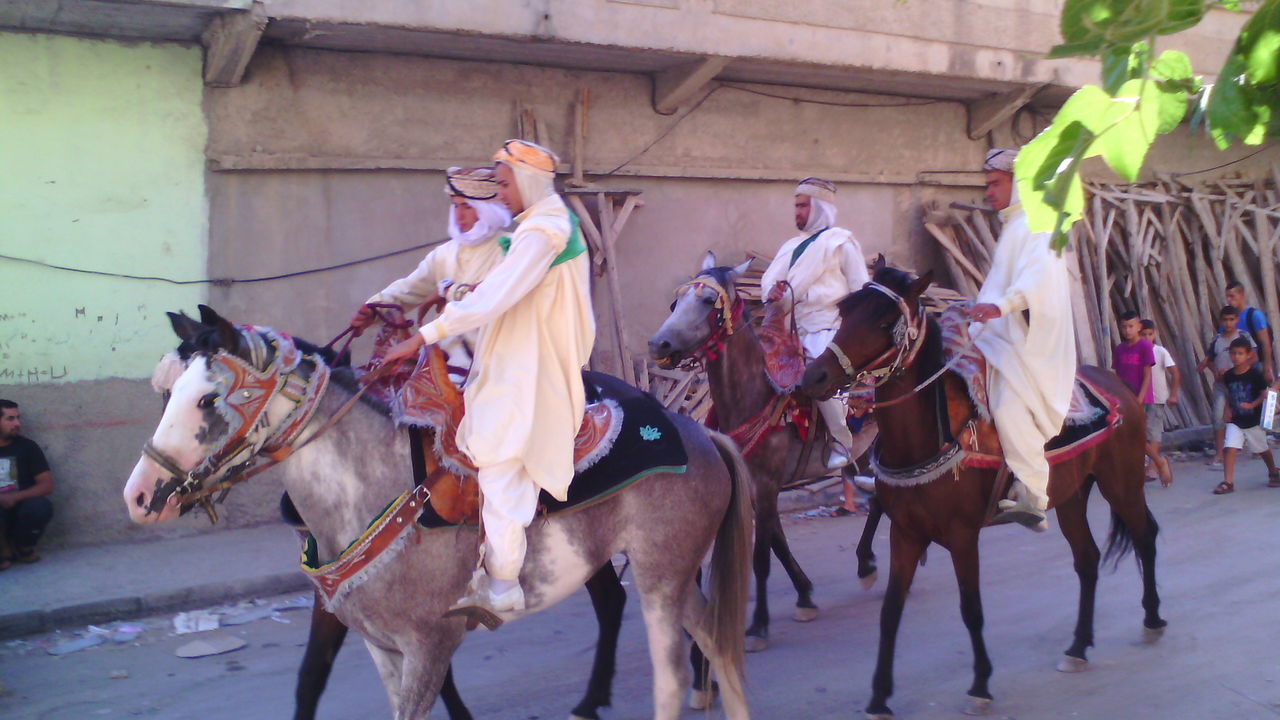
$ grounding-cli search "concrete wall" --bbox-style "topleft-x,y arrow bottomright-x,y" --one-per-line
0,33 -> 280,549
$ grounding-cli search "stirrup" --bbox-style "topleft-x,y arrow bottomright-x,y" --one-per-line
442,603 -> 505,631
993,500 -> 1048,532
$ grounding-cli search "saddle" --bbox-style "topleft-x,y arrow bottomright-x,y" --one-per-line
936,304 -> 1121,470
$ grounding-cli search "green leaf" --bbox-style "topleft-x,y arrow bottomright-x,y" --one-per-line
1102,41 -> 1151,94
1096,80 -> 1162,181
1015,119 -> 1095,235
1240,0 -> 1280,84
1150,49 -> 1194,85
1154,85 -> 1190,134
1049,39 -> 1108,58
1207,55 -> 1264,148
1159,0 -> 1208,35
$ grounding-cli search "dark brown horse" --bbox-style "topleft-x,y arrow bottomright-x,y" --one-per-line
650,254 -> 881,652
800,263 -> 1165,719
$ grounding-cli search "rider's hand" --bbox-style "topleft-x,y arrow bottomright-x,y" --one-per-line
383,334 -> 426,365
766,284 -> 786,303
967,303 -> 1002,323
350,305 -> 378,335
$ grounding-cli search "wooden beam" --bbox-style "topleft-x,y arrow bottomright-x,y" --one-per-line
965,83 -> 1046,140
652,56 -> 729,115
201,1 -> 266,88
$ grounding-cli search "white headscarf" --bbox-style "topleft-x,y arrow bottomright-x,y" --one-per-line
803,197 -> 838,234
449,198 -> 512,247
511,164 -> 555,212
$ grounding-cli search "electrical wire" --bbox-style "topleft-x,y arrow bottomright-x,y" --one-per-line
602,85 -> 724,176
1171,142 -> 1279,178
0,237 -> 448,286
721,82 -> 947,108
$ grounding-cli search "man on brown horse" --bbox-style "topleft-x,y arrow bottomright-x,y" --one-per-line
966,148 -> 1076,530
760,177 -> 869,469
383,140 -> 595,617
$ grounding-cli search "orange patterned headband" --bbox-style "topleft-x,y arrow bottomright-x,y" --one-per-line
494,139 -> 558,176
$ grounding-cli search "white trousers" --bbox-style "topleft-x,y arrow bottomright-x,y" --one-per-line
988,374 -> 1053,511
802,328 -> 854,453
478,459 -> 539,581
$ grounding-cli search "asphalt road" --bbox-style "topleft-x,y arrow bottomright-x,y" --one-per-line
3,457 -> 1280,720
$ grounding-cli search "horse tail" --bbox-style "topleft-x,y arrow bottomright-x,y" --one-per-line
1102,506 -> 1158,571
705,429 -> 753,702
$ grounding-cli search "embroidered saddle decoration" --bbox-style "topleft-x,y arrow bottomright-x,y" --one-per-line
757,299 -> 807,393
934,302 -> 1122,473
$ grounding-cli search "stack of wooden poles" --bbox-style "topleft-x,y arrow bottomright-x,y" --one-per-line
926,172 -> 1280,431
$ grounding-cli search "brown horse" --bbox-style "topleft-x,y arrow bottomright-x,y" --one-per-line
649,253 -> 880,652
800,263 -> 1165,719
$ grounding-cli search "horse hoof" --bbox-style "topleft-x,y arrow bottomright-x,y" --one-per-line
1057,655 -> 1089,673
793,606 -> 819,623
745,635 -> 768,653
860,570 -> 879,590
1142,624 -> 1166,643
688,685 -> 718,710
963,695 -> 992,716
865,711 -> 894,720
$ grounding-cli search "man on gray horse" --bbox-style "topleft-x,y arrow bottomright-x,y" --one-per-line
351,166 -> 511,381
967,148 -> 1076,531
760,177 -> 869,469
383,140 -> 594,618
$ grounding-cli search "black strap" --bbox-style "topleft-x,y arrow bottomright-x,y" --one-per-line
407,426 -> 428,488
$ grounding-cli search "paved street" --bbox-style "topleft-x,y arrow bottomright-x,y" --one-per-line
3,457 -> 1280,720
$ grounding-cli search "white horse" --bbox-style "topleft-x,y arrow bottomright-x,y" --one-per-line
123,307 -> 754,720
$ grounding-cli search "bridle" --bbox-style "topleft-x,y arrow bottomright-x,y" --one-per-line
826,281 -> 928,390
667,272 -> 745,367
143,327 -> 334,522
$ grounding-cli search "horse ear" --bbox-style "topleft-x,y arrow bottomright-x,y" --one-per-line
210,314 -> 243,356
701,251 -> 717,272
908,270 -> 935,299
197,305 -> 221,326
872,254 -> 887,273
728,258 -> 753,282
167,312 -> 206,345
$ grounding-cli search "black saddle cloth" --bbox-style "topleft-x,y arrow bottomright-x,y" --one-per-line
418,371 -> 689,528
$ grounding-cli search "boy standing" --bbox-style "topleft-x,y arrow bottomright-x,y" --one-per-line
1140,319 -> 1179,486
1215,337 -> 1279,493
1197,306 -> 1256,466
1113,312 -> 1173,485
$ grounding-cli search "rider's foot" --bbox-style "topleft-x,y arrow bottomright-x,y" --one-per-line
442,574 -> 525,630
826,446 -> 852,470
994,499 -> 1049,532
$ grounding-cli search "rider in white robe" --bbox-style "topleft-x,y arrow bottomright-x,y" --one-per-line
968,149 -> 1076,530
383,140 -> 595,618
354,167 -> 511,383
760,177 -> 870,468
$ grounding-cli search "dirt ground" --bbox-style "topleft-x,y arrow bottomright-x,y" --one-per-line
3,456 -> 1280,720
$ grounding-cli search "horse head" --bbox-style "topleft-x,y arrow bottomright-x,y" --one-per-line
124,306 -> 331,524
800,256 -> 933,400
648,251 -> 753,369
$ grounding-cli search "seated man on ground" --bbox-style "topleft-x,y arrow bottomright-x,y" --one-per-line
0,399 -> 54,569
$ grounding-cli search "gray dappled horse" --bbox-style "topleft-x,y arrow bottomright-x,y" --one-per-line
649,253 -> 881,652
123,308 -> 753,720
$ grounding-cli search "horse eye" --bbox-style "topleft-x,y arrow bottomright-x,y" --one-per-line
702,296 -> 716,306
197,393 -> 219,409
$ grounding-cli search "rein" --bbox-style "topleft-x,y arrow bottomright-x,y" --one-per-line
830,283 -> 979,411
670,274 -> 745,368
144,332 -> 404,522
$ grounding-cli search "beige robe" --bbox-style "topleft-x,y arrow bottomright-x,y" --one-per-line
760,226 -> 870,357
418,194 -> 595,501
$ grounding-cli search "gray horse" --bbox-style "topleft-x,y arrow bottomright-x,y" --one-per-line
649,253 -> 878,652
123,309 -> 753,720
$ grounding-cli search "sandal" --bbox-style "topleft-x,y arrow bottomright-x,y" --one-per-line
1213,481 -> 1235,495
13,547 -> 39,564
0,557 -> 10,572
1268,472 -> 1280,488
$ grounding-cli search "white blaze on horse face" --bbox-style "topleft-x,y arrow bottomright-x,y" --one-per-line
651,284 -> 721,360
123,357 -> 223,524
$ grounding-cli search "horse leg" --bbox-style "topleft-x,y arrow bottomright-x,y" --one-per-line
1096,474 -> 1166,635
570,562 -> 627,720
438,666 -> 473,720
682,580 -> 749,720
1133,507 -> 1166,636
636,581 -> 692,720
294,591 -> 348,720
770,522 -> 818,622
396,638 -> 464,720
949,532 -> 995,715
1054,489 -> 1099,672
867,525 -> 927,720
855,495 -> 883,589
745,505 -> 776,652
687,568 -> 715,710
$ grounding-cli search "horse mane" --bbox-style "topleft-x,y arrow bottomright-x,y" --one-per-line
836,265 -> 914,317
696,266 -> 755,322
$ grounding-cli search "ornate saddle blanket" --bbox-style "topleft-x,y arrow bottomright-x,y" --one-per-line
757,299 -> 806,393
416,371 -> 689,527
935,303 -> 1121,470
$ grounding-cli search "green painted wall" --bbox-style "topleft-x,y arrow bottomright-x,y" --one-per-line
0,33 -> 207,384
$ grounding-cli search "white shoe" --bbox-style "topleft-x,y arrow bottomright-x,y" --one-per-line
850,475 -> 877,494
826,447 -> 852,470
442,574 -> 524,630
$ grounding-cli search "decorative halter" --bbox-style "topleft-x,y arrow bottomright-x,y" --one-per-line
669,272 -> 746,367
143,327 -> 331,521
826,281 -> 929,389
